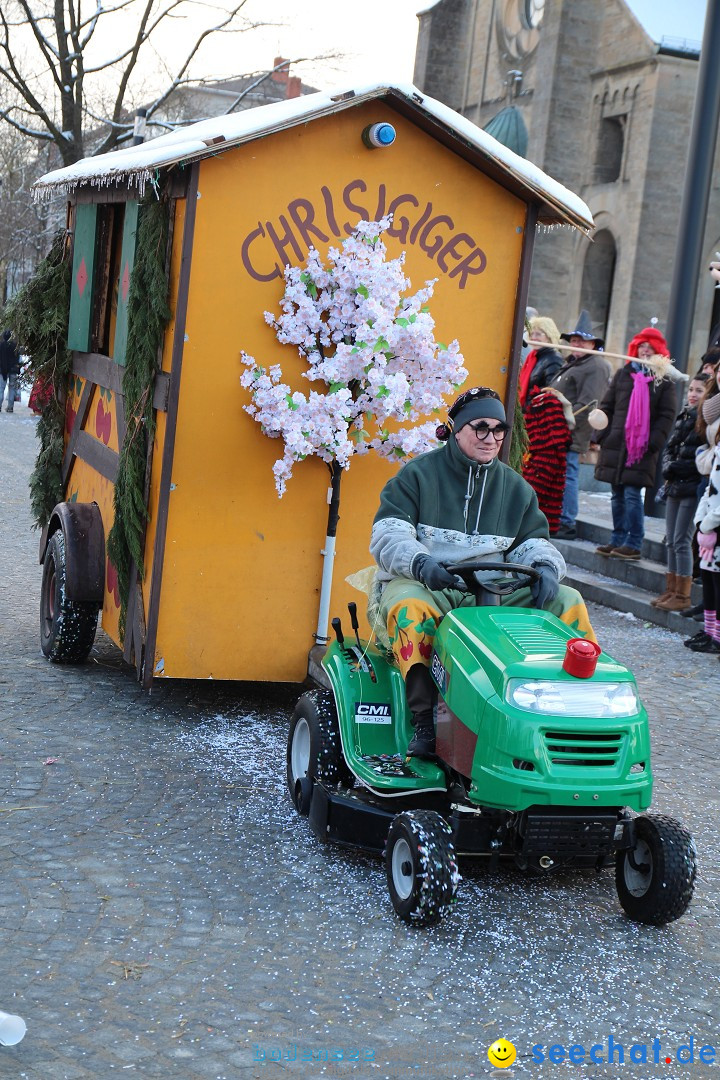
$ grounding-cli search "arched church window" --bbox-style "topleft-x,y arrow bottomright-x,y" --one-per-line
594,116 -> 625,184
580,230 -> 616,339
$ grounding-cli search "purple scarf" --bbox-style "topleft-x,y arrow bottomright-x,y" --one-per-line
625,370 -> 652,466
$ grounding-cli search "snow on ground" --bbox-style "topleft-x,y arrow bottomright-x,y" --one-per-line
168,619 -> 719,1079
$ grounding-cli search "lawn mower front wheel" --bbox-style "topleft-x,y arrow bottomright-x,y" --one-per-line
385,810 -> 459,927
615,813 -> 696,926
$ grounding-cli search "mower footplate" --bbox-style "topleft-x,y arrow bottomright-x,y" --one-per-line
323,640 -> 447,795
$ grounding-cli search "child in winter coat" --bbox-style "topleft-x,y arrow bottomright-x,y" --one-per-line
652,375 -> 708,610
685,423 -> 720,653
695,366 -> 720,489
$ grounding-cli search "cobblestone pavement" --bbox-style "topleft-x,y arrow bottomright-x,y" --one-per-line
1,405 -> 719,1080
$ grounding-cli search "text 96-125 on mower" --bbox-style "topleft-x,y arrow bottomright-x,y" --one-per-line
287,561 -> 696,928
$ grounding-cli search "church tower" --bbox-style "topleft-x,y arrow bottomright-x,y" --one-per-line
414,0 -> 716,361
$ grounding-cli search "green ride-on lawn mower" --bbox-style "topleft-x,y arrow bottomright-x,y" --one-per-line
287,560 -> 696,927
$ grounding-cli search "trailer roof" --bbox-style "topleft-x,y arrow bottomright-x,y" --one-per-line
33,82 -> 593,231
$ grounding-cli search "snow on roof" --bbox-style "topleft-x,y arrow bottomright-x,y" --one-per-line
32,82 -> 593,231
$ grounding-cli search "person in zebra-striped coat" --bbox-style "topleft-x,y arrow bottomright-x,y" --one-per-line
522,387 -> 574,535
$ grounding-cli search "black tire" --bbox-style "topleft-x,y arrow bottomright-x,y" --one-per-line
615,813 -> 696,926
40,531 -> 99,663
385,810 -> 460,926
286,690 -> 352,808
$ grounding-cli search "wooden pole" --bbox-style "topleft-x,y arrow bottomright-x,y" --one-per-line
549,341 -> 674,365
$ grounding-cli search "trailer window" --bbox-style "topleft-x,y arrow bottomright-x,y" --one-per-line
67,201 -> 139,362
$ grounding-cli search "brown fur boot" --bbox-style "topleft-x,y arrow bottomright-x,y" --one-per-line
651,572 -> 676,608
656,575 -> 693,611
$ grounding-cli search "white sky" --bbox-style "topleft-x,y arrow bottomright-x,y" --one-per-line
186,0 -> 423,90
78,0 -> 712,122
189,0 -> 710,94
624,0 -> 706,44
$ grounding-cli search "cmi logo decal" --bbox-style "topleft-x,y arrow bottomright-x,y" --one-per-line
430,651 -> 448,695
355,702 -> 392,724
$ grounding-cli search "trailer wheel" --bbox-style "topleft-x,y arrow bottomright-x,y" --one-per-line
287,690 -> 352,810
40,531 -> 99,663
386,810 -> 459,926
615,813 -> 696,926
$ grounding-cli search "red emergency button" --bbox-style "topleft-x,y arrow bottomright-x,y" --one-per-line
563,637 -> 602,678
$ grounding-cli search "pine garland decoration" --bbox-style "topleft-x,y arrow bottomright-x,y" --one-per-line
508,314 -> 532,474
3,231 -> 72,527
107,195 -> 171,637
509,392 -> 529,474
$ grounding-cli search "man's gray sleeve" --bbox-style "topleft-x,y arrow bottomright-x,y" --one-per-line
370,517 -> 426,580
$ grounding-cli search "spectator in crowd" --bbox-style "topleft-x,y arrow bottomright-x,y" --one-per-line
685,419 -> 720,654
695,363 -> 720,494
707,259 -> 720,351
550,310 -> 612,540
0,329 -> 21,413
592,326 -> 678,561
651,374 -> 708,610
517,316 -> 564,409
681,360 -> 720,622
697,347 -> 720,379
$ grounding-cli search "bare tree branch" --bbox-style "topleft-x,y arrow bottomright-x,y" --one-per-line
142,3 -> 256,121
0,0 -> 290,163
0,0 -> 340,289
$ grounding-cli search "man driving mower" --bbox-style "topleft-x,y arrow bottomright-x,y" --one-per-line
370,386 -> 597,758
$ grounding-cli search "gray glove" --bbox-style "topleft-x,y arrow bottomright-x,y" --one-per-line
413,554 -> 466,592
530,564 -> 559,610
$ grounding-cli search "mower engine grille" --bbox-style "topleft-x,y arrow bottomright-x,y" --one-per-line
522,811 -> 617,857
543,730 -> 624,767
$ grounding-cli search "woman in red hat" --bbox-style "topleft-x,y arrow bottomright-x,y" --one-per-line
593,327 -> 678,562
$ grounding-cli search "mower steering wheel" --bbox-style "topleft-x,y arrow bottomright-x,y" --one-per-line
444,559 -> 541,599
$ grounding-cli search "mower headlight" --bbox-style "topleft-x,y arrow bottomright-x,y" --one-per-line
506,679 -> 640,718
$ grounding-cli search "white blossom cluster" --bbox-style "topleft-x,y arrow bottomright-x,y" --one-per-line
240,216 -> 467,495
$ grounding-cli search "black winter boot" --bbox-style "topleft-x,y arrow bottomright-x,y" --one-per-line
405,664 -> 437,758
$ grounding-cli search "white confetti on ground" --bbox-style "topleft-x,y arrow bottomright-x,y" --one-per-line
170,659 -> 720,1080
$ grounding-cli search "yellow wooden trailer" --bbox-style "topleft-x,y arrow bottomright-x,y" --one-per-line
32,83 -> 592,688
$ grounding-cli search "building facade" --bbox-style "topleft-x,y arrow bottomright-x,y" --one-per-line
414,0 -> 719,365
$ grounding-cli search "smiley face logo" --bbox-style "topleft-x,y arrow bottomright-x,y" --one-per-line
488,1039 -> 516,1068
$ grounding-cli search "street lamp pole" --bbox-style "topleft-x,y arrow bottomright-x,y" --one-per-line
646,0 -> 720,517
665,0 -> 720,373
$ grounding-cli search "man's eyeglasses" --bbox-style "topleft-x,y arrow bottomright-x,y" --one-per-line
467,422 -> 509,442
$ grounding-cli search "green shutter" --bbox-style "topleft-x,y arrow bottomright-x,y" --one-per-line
67,204 -> 98,352
112,201 -> 140,366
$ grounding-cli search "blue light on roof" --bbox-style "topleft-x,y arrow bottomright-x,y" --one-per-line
362,123 -> 397,149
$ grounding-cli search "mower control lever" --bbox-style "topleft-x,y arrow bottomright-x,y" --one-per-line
347,602 -> 362,648
331,617 -> 345,646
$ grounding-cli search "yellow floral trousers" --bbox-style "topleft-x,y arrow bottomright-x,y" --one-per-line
379,578 -> 597,680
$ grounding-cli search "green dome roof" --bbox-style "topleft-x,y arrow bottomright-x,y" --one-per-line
483,105 -> 528,158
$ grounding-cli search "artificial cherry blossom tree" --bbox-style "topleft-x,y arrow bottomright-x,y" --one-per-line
240,216 -> 467,643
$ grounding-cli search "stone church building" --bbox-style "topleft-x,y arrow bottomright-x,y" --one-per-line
413,0 -> 718,365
